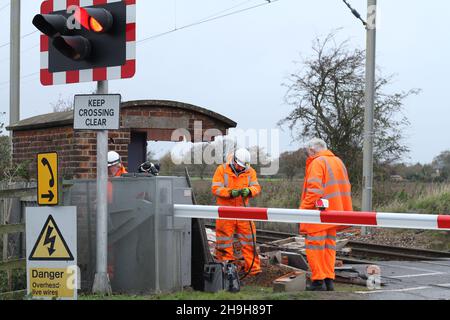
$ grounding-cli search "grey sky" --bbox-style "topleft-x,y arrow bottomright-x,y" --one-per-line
0,0 -> 449,163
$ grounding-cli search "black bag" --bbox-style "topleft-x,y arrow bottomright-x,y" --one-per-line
203,263 -> 223,293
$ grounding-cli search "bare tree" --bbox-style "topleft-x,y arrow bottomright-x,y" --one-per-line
432,150 -> 450,181
0,112 -> 5,136
279,32 -> 419,184
1,113 -> 30,286
51,95 -> 74,113
159,151 -> 178,176
279,148 -> 308,180
146,149 -> 156,162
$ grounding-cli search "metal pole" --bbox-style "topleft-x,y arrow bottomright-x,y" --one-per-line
5,1 -> 20,286
92,80 -> 112,295
361,0 -> 377,235
10,0 -> 20,132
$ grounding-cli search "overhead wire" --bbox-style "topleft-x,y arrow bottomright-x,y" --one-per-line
0,0 -> 281,88
0,43 -> 39,64
0,2 -> 10,13
137,0 -> 280,44
198,0 -> 256,22
0,30 -> 39,50
342,0 -> 367,26
0,71 -> 39,87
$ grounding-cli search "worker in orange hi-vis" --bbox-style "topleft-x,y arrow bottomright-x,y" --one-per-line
107,151 -> 128,203
108,151 -> 128,177
211,148 -> 262,276
299,138 -> 353,291
106,151 -> 128,281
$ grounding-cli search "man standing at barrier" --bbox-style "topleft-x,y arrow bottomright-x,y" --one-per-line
211,148 -> 262,276
299,138 -> 352,291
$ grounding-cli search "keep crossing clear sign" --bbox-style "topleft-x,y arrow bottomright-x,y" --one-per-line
74,94 -> 121,130
26,207 -> 78,300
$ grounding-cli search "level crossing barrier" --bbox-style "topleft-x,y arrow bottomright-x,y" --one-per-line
173,205 -> 450,231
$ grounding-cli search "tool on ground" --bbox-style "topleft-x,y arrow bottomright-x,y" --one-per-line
224,262 -> 240,292
203,262 -> 240,293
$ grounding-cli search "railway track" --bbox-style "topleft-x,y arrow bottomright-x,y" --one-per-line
345,241 -> 450,261
205,224 -> 450,262
255,229 -> 297,243
205,224 -> 298,244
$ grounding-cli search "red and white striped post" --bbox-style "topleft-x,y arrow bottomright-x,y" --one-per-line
173,205 -> 450,231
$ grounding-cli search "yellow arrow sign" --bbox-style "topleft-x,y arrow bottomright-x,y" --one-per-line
37,152 -> 58,206
28,215 -> 74,261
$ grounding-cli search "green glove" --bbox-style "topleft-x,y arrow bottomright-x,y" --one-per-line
230,189 -> 241,198
241,188 -> 251,198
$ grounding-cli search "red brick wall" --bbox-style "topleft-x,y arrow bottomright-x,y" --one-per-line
12,127 -> 131,180
12,104 -> 231,180
121,106 -> 229,141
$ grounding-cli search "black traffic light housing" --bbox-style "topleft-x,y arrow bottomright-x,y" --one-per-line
33,1 -> 126,73
32,14 -> 67,37
80,8 -> 114,33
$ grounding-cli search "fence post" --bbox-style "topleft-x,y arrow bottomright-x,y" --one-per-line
2,198 -> 12,291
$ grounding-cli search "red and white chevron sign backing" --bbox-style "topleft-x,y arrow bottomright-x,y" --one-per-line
173,205 -> 450,231
39,0 -> 136,86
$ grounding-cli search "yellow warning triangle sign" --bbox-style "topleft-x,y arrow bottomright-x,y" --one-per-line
29,215 -> 74,261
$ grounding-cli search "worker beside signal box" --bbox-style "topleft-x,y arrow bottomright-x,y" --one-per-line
107,151 -> 128,203
107,151 -> 128,281
211,148 -> 262,276
108,151 -> 128,177
299,138 -> 353,291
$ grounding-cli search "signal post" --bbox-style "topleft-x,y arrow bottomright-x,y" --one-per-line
32,0 -> 137,295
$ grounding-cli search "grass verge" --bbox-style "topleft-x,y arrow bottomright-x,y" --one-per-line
80,284 -> 365,300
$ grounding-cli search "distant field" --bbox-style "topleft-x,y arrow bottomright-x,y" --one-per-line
191,179 -> 450,246
192,178 -> 449,211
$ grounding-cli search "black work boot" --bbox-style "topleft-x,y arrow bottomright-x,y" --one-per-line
324,278 -> 335,291
307,280 -> 326,291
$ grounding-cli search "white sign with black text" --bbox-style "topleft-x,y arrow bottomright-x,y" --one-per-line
74,94 -> 121,130
26,206 -> 78,300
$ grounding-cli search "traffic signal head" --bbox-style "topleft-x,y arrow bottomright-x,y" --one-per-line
33,0 -> 135,82
76,7 -> 114,33
53,36 -> 91,61
33,13 -> 92,61
32,14 -> 67,37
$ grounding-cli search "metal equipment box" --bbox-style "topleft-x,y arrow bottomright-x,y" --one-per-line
63,176 -> 192,294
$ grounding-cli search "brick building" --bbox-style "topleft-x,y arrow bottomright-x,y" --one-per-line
7,99 -> 237,179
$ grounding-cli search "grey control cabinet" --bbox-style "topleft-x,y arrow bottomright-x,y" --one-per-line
63,176 -> 192,294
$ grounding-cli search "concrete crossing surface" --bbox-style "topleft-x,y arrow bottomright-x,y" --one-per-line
350,259 -> 450,300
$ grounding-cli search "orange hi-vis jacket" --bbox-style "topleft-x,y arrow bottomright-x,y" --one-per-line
212,162 -> 262,275
107,165 -> 128,204
114,165 -> 128,177
212,163 -> 261,206
299,150 -> 353,234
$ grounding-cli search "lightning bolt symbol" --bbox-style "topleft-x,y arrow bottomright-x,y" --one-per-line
43,225 -> 57,256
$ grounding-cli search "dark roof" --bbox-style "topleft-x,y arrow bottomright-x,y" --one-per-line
7,100 -> 237,131
122,100 -> 236,127
6,111 -> 74,131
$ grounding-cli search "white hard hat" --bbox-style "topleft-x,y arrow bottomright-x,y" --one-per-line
234,148 -> 251,168
108,151 -> 120,167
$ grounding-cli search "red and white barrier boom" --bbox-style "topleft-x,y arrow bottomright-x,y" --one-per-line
173,205 -> 450,231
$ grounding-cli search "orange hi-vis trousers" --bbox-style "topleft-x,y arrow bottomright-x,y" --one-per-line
305,229 -> 337,281
215,219 -> 261,275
